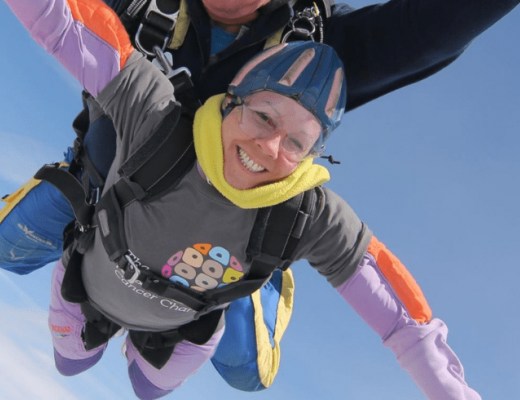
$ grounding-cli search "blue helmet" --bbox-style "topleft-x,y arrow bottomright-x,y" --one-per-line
226,41 -> 346,155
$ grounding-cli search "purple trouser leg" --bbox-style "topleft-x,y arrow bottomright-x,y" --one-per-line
337,253 -> 481,400
125,328 -> 225,400
48,260 -> 106,376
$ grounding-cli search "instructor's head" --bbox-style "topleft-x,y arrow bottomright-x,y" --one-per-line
202,0 -> 272,28
221,41 -> 346,189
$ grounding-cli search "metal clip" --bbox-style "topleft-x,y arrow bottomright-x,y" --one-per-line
77,222 -> 90,233
152,45 -> 191,80
88,187 -> 101,206
124,250 -> 143,284
135,0 -> 180,56
282,6 -> 322,43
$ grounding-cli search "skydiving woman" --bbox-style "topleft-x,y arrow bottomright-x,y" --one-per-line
4,0 -> 481,399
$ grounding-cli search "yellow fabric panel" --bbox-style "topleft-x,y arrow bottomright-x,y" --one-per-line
252,269 -> 295,388
168,0 -> 190,50
273,269 -> 295,343
0,161 -> 69,224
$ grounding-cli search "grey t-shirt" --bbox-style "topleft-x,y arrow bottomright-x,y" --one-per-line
81,52 -> 372,332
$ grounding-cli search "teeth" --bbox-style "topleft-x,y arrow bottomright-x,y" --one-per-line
238,147 -> 266,172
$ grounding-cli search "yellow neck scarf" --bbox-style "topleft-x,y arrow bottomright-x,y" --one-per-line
193,94 -> 330,209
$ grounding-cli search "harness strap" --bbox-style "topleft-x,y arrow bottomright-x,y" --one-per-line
246,189 -> 317,276
81,301 -> 122,351
34,164 -> 93,230
117,110 -> 195,200
129,308 -> 224,369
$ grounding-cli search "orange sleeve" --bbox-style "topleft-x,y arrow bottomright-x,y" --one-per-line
66,0 -> 134,70
367,236 -> 432,324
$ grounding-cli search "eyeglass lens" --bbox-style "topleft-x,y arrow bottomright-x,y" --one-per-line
238,102 -> 318,160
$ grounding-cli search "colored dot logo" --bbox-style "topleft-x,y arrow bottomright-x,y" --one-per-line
163,244 -> 245,291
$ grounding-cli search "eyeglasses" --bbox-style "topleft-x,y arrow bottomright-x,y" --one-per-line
237,100 -> 322,162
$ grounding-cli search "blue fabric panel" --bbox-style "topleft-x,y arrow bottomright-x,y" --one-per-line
83,113 -> 117,180
0,150 -> 75,275
211,270 -> 284,391
260,269 -> 283,348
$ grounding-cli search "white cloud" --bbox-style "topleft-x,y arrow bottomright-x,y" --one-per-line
0,305 -> 81,400
0,132 -> 63,185
0,271 -> 128,400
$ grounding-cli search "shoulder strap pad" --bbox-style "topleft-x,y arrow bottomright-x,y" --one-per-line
246,188 -> 318,278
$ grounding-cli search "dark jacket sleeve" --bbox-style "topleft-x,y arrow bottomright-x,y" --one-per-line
325,0 -> 519,111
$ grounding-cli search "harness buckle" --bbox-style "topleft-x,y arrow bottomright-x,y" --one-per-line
77,223 -> 90,233
135,0 -> 180,56
123,250 -> 149,284
88,187 -> 101,206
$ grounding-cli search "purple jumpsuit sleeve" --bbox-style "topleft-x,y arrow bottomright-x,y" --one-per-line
337,253 -> 481,400
3,0 -> 134,96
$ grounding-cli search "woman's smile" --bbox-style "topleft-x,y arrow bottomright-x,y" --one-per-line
237,146 -> 266,173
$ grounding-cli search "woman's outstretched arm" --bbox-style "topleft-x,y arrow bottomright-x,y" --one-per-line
337,236 -> 481,399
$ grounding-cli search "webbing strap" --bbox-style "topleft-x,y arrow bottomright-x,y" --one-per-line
116,111 -> 195,206
128,308 -> 224,369
131,268 -> 268,313
246,189 -> 316,277
34,164 -> 93,229
95,185 -> 128,262
118,106 -> 181,178
117,69 -> 200,199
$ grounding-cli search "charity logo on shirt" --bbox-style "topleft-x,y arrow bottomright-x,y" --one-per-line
161,243 -> 245,291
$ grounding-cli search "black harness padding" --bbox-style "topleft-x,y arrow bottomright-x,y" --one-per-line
60,244 -> 89,303
246,190 -> 316,277
117,108 -> 195,201
81,301 -> 122,351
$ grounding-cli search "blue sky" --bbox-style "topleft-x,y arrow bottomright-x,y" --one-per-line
0,1 -> 519,399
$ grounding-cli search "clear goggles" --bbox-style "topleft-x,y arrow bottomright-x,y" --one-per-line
237,99 -> 324,162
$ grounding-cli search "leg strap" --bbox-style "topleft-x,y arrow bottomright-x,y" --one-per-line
129,308 -> 225,369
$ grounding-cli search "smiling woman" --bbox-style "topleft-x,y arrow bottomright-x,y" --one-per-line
1,0 -> 507,399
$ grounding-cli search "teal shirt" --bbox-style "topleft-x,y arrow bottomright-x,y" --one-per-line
210,25 -> 237,55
